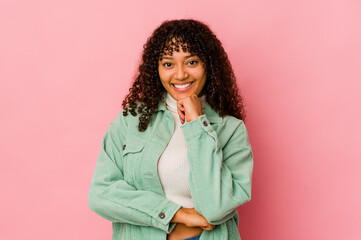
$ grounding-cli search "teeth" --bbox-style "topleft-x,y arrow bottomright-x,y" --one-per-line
173,82 -> 192,89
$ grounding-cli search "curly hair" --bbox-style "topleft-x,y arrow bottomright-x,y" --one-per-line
122,19 -> 246,131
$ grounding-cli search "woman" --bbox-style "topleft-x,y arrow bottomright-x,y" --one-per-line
88,19 -> 253,240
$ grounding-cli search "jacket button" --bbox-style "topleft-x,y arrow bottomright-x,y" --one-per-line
123,145 -> 126,150
159,213 -> 165,219
203,121 -> 208,127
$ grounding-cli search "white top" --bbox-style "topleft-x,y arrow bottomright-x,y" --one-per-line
157,93 -> 206,208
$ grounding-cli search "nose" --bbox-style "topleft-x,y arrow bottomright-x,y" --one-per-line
174,65 -> 188,81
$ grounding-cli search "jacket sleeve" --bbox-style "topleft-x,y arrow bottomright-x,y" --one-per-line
88,113 -> 181,233
181,115 -> 253,225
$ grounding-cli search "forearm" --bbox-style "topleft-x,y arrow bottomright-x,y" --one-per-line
89,182 -> 180,232
181,116 -> 253,223
89,119 -> 181,233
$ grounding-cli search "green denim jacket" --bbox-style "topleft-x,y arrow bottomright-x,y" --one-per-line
88,96 -> 253,240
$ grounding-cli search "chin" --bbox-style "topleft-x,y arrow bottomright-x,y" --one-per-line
172,92 -> 194,100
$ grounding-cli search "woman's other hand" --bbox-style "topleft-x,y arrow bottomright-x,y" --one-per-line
177,94 -> 203,124
171,208 -> 215,230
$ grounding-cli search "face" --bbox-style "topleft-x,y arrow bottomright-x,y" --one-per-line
158,48 -> 206,101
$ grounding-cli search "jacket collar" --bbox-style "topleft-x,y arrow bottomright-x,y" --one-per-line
157,92 -> 222,124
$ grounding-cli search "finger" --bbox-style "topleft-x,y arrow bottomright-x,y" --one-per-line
204,225 -> 215,231
177,108 -> 185,122
177,101 -> 185,112
202,226 -> 212,231
177,107 -> 185,118
177,101 -> 186,123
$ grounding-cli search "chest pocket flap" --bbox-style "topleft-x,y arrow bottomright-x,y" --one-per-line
121,138 -> 145,157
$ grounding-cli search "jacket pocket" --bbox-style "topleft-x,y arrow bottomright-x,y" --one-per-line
121,137 -> 145,186
122,142 -> 144,156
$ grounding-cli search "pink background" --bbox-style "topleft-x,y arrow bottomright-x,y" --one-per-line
1,0 -> 360,239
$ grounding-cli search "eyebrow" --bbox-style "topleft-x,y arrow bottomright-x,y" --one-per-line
161,54 -> 196,60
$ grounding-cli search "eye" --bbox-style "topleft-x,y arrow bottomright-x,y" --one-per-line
188,60 -> 198,65
162,62 -> 173,68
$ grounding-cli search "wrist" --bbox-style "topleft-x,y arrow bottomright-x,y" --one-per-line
187,114 -> 201,123
170,208 -> 186,224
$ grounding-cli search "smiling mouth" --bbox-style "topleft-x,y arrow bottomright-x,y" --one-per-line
172,82 -> 194,89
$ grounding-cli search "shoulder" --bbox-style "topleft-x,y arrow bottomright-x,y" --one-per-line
222,116 -> 251,149
214,114 -> 245,133
112,101 -> 144,128
221,115 -> 244,128
211,113 -> 251,149
111,104 -> 161,137
110,110 -> 139,136
204,101 -> 244,129
205,103 -> 245,132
